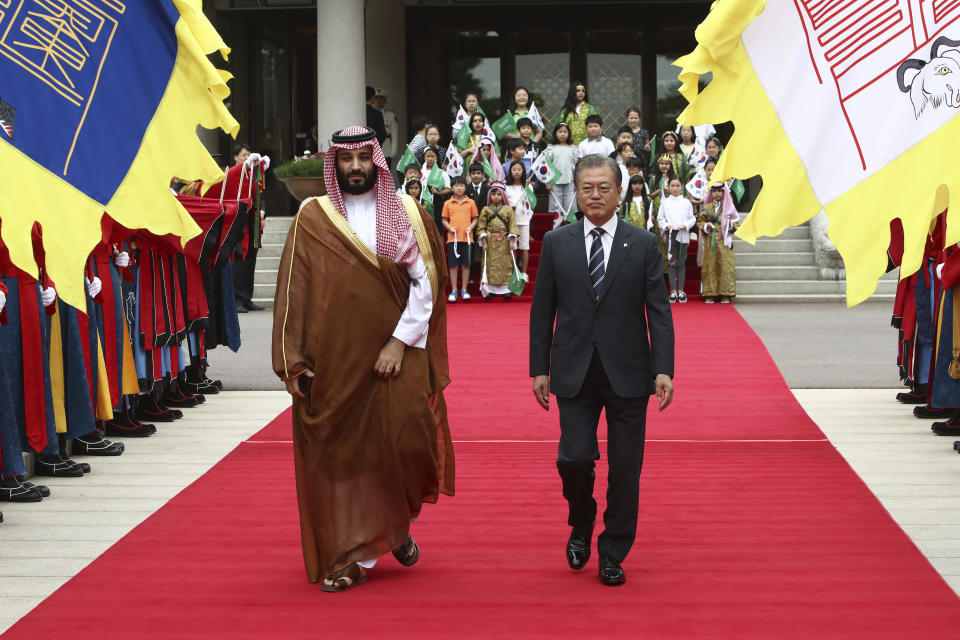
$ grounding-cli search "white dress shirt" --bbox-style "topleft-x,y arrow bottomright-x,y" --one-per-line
583,214 -> 618,270
656,194 -> 697,245
343,191 -> 432,349
578,136 -> 615,159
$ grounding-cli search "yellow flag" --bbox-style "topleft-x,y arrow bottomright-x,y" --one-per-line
676,1 -> 960,305
0,0 -> 239,309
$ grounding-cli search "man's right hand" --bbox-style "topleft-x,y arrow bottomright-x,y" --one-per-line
532,375 -> 550,411
285,370 -> 314,400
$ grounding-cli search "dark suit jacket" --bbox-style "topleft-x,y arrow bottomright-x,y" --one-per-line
366,104 -> 387,146
529,219 -> 674,398
466,182 -> 490,213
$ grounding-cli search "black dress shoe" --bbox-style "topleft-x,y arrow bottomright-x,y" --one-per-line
236,305 -> 248,313
62,458 -> 91,473
243,300 -> 265,311
598,554 -> 626,586
896,390 -> 927,404
34,454 -> 85,477
72,434 -> 124,456
104,418 -> 153,438
0,477 -> 44,502
20,481 -> 50,497
914,405 -> 955,419
566,524 -> 593,570
135,395 -> 177,422
932,414 -> 960,435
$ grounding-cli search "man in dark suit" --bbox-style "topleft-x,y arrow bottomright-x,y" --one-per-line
529,154 -> 675,586
365,86 -> 387,146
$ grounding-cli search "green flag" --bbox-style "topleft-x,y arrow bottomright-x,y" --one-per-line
649,136 -> 657,168
491,112 -> 517,139
396,145 -> 417,173
731,178 -> 745,203
526,183 -> 538,210
565,198 -> 577,224
427,163 -> 445,189
421,192 -> 434,217
456,122 -> 472,150
482,154 -> 495,179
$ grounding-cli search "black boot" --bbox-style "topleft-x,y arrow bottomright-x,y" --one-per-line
72,431 -> 124,456
162,385 -> 200,409
13,476 -> 51,497
104,414 -> 153,438
897,383 -> 928,404
33,454 -> 85,477
0,476 -> 43,502
914,404 -> 955,419
135,394 -> 178,422
932,412 -> 960,435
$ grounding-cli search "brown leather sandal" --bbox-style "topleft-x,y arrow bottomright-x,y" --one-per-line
319,563 -> 368,592
392,535 -> 420,567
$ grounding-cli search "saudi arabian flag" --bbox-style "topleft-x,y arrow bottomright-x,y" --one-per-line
526,184 -> 538,210
531,152 -> 560,186
492,112 -> 517,139
481,154 -> 495,179
456,122 -> 473,150
565,199 -> 578,224
427,163 -> 445,189
396,145 -> 418,173
731,178 -> 746,203
421,192 -> 434,216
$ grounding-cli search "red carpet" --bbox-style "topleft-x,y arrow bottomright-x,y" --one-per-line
6,301 -> 960,639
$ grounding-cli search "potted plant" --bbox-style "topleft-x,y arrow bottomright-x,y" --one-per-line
275,152 -> 326,201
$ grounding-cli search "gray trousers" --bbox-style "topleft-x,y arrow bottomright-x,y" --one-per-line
667,233 -> 688,291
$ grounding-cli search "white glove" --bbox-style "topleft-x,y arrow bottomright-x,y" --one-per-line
245,152 -> 262,169
0,290 -> 6,314
114,251 -> 130,268
85,276 -> 102,298
41,286 -> 56,307
261,155 -> 271,170
937,263 -> 945,281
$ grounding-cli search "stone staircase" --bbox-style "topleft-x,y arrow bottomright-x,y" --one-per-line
733,223 -> 897,303
254,218 -> 899,305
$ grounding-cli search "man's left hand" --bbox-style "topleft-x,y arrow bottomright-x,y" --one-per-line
655,374 -> 674,411
374,337 -> 405,378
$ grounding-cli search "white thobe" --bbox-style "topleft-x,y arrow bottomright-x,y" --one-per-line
343,191 -> 432,349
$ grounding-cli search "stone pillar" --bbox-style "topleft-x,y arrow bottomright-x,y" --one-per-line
317,0 -> 366,149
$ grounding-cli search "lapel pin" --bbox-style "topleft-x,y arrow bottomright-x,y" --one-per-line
623,243 -> 629,247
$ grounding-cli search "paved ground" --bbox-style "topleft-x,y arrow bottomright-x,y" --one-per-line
209,301 -> 902,391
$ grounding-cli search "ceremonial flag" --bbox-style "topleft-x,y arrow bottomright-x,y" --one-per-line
492,112 -> 517,139
396,145 -> 418,173
481,119 -> 496,140
565,200 -> 578,224
0,0 -> 238,309
445,142 -> 463,177
528,102 -> 546,131
451,105 -> 469,137
481,154 -> 495,180
421,192 -> 434,217
526,184 -> 538,210
456,123 -> 473,150
731,179 -> 746,204
677,0 -> 960,305
531,152 -> 560,186
686,169 -> 707,201
427,163 -> 445,190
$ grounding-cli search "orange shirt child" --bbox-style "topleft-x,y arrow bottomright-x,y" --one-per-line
442,196 -> 479,244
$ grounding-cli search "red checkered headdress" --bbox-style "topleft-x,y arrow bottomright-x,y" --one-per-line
324,125 -> 409,261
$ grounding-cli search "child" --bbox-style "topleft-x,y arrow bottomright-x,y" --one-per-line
502,138 -> 532,182
699,182 -> 740,303
625,156 -> 643,178
465,162 -> 489,211
425,124 -> 444,167
422,146 -> 451,225
441,177 -> 479,302
622,175 -> 650,229
477,182 -> 519,300
625,107 -> 650,156
648,155 -> 677,271
396,163 -> 423,196
463,92 -> 480,117
545,122 -> 578,227
404,177 -> 424,203
657,176 -> 697,303
660,131 -> 690,182
578,114 -> 615,158
505,162 -> 532,274
614,142 -> 634,193
469,137 -> 505,183
611,127 -> 636,158
511,87 -> 543,143
459,113 -> 487,157
558,81 -> 597,145
705,136 -> 723,161
516,117 -> 541,160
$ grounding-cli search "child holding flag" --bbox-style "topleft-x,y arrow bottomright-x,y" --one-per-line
459,113 -> 487,158
545,122 -> 578,227
422,146 -> 451,227
442,177 -> 479,303
509,87 -> 544,144
478,182 -> 520,300
469,137 -> 505,183
657,176 -> 697,303
505,162 -> 533,274
623,175 -> 651,229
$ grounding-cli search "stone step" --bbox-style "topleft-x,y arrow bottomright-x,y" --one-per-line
734,252 -> 814,267
736,279 -> 898,296
258,243 -> 286,259
734,265 -> 821,281
261,230 -> 292,245
758,226 -> 810,240
254,283 -> 277,301
735,293 -> 895,303
257,256 -> 281,270
732,238 -> 813,253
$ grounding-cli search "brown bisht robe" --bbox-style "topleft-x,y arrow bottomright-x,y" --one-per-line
272,194 -> 454,582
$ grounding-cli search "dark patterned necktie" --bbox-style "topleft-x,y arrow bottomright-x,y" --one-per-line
589,227 -> 605,299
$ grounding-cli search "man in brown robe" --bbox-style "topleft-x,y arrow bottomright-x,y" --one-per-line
272,125 -> 454,592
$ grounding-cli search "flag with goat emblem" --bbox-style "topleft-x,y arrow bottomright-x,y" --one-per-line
676,0 -> 960,305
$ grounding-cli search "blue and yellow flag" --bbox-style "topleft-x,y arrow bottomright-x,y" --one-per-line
0,0 -> 239,308
676,1 -> 960,305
